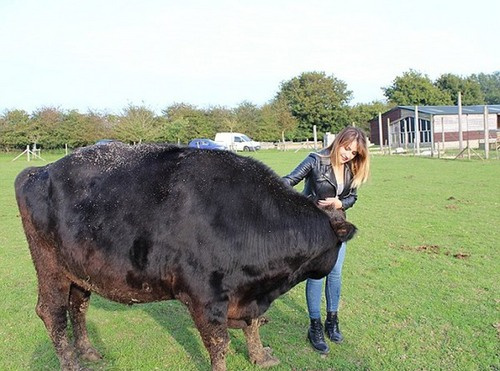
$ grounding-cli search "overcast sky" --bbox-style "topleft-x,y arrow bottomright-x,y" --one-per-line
1,0 -> 498,114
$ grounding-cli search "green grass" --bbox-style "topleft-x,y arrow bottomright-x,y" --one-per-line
1,149 -> 499,370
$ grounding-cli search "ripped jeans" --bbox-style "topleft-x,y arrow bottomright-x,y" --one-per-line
306,241 -> 347,319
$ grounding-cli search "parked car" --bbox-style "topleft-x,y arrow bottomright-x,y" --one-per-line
214,132 -> 260,151
95,139 -> 120,145
188,138 -> 226,150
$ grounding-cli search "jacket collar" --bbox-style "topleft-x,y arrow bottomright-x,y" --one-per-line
316,147 -> 354,191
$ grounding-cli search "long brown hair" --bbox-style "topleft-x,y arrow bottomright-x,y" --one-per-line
327,126 -> 370,188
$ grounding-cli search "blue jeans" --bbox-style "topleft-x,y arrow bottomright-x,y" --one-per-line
306,242 -> 346,319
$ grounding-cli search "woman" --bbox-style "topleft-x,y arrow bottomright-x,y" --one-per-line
282,126 -> 370,354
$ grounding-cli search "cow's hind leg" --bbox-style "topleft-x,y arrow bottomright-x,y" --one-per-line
69,284 -> 102,362
243,318 -> 280,367
34,266 -> 80,370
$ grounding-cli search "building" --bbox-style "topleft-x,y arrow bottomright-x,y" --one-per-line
369,105 -> 500,151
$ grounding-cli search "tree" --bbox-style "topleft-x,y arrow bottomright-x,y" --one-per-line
57,110 -> 110,148
162,118 -> 190,144
205,106 -> 235,136
270,99 -> 299,143
0,109 -> 31,150
258,103 -> 281,142
472,72 -> 500,104
162,103 -> 213,142
113,105 -> 160,144
234,101 -> 261,138
30,107 -> 65,148
383,69 -> 451,106
276,71 -> 352,139
435,73 -> 485,105
348,101 -> 394,135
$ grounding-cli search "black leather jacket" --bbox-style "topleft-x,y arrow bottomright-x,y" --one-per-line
283,148 -> 357,210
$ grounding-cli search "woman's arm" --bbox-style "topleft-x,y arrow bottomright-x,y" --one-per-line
341,188 -> 358,210
282,154 -> 315,187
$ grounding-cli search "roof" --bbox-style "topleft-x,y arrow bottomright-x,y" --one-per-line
399,105 -> 500,115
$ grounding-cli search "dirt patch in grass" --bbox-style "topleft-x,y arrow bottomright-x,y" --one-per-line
395,244 -> 470,259
445,196 -> 474,209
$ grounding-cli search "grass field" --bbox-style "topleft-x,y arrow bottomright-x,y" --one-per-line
0,149 -> 499,370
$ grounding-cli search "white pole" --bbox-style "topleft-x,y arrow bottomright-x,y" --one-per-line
458,92 -> 463,151
466,114 -> 470,160
430,115 -> 435,157
313,125 -> 318,150
404,118 -> 408,152
484,105 -> 489,159
414,106 -> 420,155
378,112 -> 384,153
441,117 -> 445,157
26,145 -> 31,162
387,118 -> 392,155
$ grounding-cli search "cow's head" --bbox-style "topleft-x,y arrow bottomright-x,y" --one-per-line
319,205 -> 357,242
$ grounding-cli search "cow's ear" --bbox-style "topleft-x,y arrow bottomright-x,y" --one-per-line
330,220 -> 357,242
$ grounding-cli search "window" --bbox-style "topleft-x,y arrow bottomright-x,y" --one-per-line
399,117 -> 431,144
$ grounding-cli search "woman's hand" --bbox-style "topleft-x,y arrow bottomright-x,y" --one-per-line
317,197 -> 343,209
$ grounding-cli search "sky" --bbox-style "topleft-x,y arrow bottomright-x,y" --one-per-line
1,0 -> 499,114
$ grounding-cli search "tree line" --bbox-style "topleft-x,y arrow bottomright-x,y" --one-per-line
1,70 -> 498,150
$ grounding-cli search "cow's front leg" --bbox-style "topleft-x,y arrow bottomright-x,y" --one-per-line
186,299 -> 230,371
243,318 -> 280,367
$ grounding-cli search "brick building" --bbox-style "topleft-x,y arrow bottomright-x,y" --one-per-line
369,105 -> 500,151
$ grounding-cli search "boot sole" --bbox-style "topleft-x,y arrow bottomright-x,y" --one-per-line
307,334 -> 329,354
325,332 -> 344,344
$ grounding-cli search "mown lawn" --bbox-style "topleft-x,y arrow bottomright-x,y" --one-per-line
0,149 -> 498,370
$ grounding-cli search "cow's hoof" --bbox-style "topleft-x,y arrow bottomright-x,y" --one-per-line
78,347 -> 102,362
258,316 -> 270,326
252,347 -> 280,368
59,349 -> 82,371
59,359 -> 82,371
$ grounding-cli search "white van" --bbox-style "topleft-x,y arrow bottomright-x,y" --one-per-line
214,132 -> 261,151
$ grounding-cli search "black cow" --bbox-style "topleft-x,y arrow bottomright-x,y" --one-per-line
15,143 -> 356,371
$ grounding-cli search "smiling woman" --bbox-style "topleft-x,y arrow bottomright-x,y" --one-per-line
282,126 -> 370,354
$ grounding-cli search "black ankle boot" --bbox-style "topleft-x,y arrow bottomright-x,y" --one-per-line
308,318 -> 329,354
325,312 -> 343,343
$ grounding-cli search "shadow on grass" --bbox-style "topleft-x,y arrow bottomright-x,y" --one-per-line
80,294 -> 306,370
259,288 -> 371,370
29,340 -> 60,370
140,300 -> 210,370
28,285 -> 366,370
28,297 -> 209,370
89,296 -> 210,370
29,321 -> 112,371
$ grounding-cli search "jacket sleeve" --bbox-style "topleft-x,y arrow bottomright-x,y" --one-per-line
282,154 -> 315,187
341,187 -> 358,210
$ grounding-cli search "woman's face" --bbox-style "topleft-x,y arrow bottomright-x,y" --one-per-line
338,140 -> 358,164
